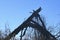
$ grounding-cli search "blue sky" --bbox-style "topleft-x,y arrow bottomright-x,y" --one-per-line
0,0 -> 60,33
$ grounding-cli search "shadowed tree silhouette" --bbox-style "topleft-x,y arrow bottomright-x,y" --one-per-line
4,7 -> 57,40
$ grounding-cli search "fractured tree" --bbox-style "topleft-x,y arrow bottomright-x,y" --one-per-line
4,7 -> 57,40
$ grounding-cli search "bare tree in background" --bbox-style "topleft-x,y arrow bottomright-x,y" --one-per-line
0,23 -> 18,40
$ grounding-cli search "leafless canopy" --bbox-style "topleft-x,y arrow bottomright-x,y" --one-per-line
4,7 -> 57,40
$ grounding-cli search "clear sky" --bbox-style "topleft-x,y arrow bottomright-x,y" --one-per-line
0,0 -> 60,33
